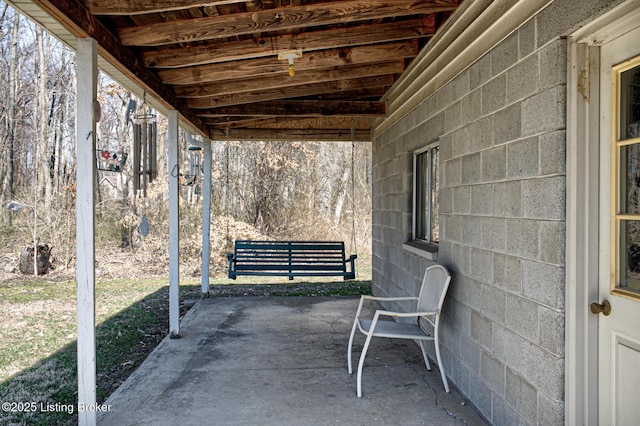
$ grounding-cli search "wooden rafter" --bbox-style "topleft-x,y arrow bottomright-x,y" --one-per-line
85,0 -> 248,15
186,75 -> 394,109
198,100 -> 386,117
157,41 -> 417,85
173,61 -> 404,98
14,0 -> 461,141
117,0 -> 457,46
143,17 -> 436,68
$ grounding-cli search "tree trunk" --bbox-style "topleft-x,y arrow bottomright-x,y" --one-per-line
2,11 -> 19,226
36,28 -> 52,215
18,244 -> 53,275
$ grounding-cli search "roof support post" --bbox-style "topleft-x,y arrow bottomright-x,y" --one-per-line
168,110 -> 180,338
201,139 -> 212,297
76,37 -> 98,426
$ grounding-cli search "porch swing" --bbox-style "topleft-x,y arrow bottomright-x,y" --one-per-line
226,126 -> 358,281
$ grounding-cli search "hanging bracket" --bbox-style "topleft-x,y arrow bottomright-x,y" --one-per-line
278,50 -> 302,77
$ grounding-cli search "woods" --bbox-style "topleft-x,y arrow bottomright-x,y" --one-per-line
0,3 -> 371,278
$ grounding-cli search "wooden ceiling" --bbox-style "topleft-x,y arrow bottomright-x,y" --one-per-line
29,0 -> 460,141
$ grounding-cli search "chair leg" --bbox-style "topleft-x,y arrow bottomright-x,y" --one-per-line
347,318 -> 359,375
434,333 -> 450,393
418,340 -> 431,371
356,333 -> 375,398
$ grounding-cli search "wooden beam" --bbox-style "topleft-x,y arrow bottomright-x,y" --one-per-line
85,0 -> 246,15
158,41 -> 417,85
76,38 -> 98,426
201,139 -> 212,297
206,115 -> 369,129
168,110 -> 180,339
199,100 -> 386,117
144,17 -> 435,68
209,127 -> 371,142
186,75 -> 393,108
117,0 -> 457,46
173,61 -> 404,98
30,0 -> 205,132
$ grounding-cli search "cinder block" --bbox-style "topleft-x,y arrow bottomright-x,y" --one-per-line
518,19 -> 536,59
472,185 -> 495,216
482,74 -> 507,115
454,244 -> 472,277
507,137 -> 540,178
539,39 -> 567,91
506,294 -> 539,341
461,88 -> 483,126
439,132 -> 454,161
471,312 -> 492,357
437,80 -> 454,111
469,115 -> 495,152
444,101 -> 462,132
470,52 -> 492,90
538,306 -> 565,356
478,283 -> 506,324
419,112 -> 445,143
506,368 -> 538,424
461,216 -> 483,248
522,340 -> 565,401
471,248 -> 494,284
440,188 -> 453,214
522,260 -> 565,309
494,181 -> 522,218
451,356 -> 471,396
492,395 -> 522,426
452,68 -> 471,102
483,217 -> 507,252
440,157 -> 462,188
482,146 -> 507,182
481,352 -> 506,394
462,152 -> 482,184
453,186 -> 472,214
538,392 -> 565,425
492,324 -> 524,371
506,219 -> 538,260
493,253 -> 522,293
495,102 -> 522,146
522,176 -> 565,220
538,220 -> 565,265
507,55 -> 540,104
521,85 -> 566,136
492,32 -> 519,77
540,130 -> 566,175
452,126 -> 472,158
469,372 -> 493,420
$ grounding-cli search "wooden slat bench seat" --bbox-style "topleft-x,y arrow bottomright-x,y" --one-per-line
227,240 -> 357,280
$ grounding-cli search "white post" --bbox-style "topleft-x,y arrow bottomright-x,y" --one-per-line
168,111 -> 180,338
76,38 -> 98,426
201,140 -> 212,297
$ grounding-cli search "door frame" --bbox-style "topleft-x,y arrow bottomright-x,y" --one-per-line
566,1 -> 640,424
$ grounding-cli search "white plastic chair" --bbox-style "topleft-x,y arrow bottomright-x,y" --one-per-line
347,264 -> 451,397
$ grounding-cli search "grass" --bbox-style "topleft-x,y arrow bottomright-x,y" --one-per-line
0,276 -> 370,425
0,277 -> 201,425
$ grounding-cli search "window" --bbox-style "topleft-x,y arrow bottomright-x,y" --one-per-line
612,55 -> 640,299
413,144 -> 439,244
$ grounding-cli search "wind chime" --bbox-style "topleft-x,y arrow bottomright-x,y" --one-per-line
185,145 -> 202,196
131,93 -> 157,198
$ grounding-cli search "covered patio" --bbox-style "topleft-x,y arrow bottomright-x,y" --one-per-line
98,296 -> 487,426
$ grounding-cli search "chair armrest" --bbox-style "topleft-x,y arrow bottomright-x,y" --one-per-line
226,253 -> 233,260
361,295 -> 419,302
374,310 -> 438,318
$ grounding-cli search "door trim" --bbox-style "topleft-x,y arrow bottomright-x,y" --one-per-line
566,2 -> 640,424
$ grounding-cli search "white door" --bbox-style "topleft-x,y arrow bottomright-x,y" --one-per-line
598,24 -> 640,426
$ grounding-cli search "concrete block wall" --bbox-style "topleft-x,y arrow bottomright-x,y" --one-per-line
371,18 -> 568,426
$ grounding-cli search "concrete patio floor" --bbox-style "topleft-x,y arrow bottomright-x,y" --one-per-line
99,296 -> 489,426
